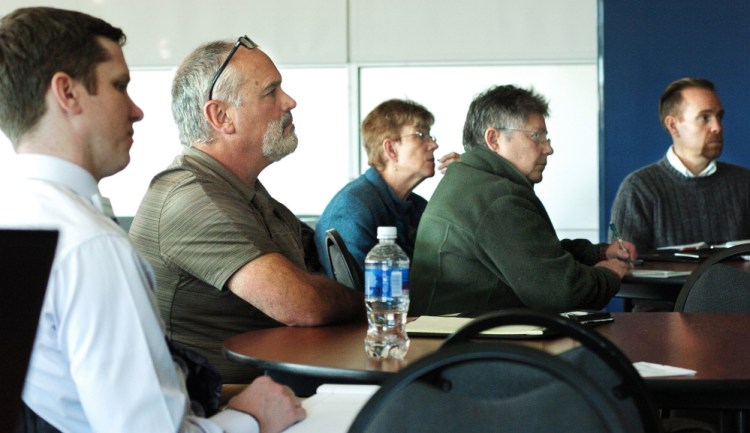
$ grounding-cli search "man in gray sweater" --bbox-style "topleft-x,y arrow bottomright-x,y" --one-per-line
611,78 -> 750,252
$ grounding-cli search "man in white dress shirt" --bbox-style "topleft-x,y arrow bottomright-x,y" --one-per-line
0,7 -> 304,433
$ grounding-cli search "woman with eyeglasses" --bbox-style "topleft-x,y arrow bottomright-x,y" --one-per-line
314,99 -> 460,280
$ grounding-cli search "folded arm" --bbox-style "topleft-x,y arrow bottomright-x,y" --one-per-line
227,252 -> 365,326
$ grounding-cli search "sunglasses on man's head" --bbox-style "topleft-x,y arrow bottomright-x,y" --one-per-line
207,35 -> 258,101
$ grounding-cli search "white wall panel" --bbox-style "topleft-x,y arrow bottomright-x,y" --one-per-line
0,1 -> 600,240
349,0 -> 596,63
0,0 -> 348,66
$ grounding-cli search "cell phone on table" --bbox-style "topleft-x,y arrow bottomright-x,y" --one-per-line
560,310 -> 614,326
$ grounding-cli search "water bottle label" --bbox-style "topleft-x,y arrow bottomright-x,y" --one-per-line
401,268 -> 409,296
365,267 -> 409,299
390,271 -> 402,297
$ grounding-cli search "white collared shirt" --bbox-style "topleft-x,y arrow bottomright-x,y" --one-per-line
666,145 -> 717,177
0,154 -> 256,433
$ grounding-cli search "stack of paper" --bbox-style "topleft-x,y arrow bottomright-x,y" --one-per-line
657,241 -> 709,251
655,239 -> 750,260
629,270 -> 692,278
285,384 -> 379,433
633,361 -> 696,377
715,239 -> 750,260
405,315 -> 544,337
713,239 -> 750,248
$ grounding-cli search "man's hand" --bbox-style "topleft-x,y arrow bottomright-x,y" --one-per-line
604,240 -> 637,262
595,258 -> 630,279
227,376 -> 306,433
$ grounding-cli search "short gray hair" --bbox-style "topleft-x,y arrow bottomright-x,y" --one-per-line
171,40 -> 245,146
462,85 -> 549,151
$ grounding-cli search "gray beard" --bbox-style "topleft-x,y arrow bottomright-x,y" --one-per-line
262,113 -> 298,162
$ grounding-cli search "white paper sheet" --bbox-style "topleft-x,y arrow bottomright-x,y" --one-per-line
284,385 -> 380,433
630,270 -> 692,278
405,316 -> 544,337
633,361 -> 697,377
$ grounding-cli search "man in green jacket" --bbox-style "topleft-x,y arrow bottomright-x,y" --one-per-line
410,85 -> 636,316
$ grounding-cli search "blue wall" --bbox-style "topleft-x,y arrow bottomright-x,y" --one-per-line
600,0 -> 750,241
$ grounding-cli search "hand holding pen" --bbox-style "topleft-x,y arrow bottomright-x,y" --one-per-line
608,223 -> 636,268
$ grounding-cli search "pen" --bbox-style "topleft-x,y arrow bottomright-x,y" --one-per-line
674,252 -> 700,259
609,223 -> 634,268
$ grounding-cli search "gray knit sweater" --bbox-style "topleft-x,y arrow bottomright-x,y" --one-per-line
610,157 -> 750,252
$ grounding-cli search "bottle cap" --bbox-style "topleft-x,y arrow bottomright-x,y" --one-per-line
377,226 -> 397,239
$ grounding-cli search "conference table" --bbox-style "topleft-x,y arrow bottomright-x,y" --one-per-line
224,312 -> 750,410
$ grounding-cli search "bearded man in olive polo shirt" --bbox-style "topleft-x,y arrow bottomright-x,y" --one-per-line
130,38 -> 363,383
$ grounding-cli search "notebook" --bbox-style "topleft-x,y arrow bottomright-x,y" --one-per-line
638,250 -> 715,263
406,316 -> 545,338
630,270 -> 692,279
405,311 -> 613,339
0,229 -> 58,431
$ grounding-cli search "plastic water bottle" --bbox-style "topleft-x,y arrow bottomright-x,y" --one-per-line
364,226 -> 410,359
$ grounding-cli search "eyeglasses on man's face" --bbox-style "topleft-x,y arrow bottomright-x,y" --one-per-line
207,35 -> 258,101
500,128 -> 551,146
400,131 -> 438,143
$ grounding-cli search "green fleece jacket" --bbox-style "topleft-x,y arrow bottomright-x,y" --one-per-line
410,146 -> 620,316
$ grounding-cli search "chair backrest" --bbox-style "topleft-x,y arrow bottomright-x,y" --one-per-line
349,309 -> 661,433
674,243 -> 750,312
0,229 -> 58,432
325,229 -> 364,292
296,214 -> 320,230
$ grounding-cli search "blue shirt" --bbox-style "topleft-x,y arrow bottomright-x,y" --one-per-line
315,167 -> 427,277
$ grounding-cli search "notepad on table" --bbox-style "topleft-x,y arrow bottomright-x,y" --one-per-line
633,361 -> 696,377
284,384 -> 379,433
716,239 -> 750,248
657,241 -> 710,251
655,239 -> 750,261
630,270 -> 692,278
406,315 -> 545,338
713,239 -> 750,260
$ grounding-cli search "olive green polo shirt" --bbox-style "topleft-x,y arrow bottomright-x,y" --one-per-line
130,146 -> 305,383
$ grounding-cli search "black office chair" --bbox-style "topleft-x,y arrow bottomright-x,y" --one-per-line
672,243 -> 750,433
325,229 -> 364,292
349,310 -> 662,433
674,243 -> 750,312
0,229 -> 58,432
